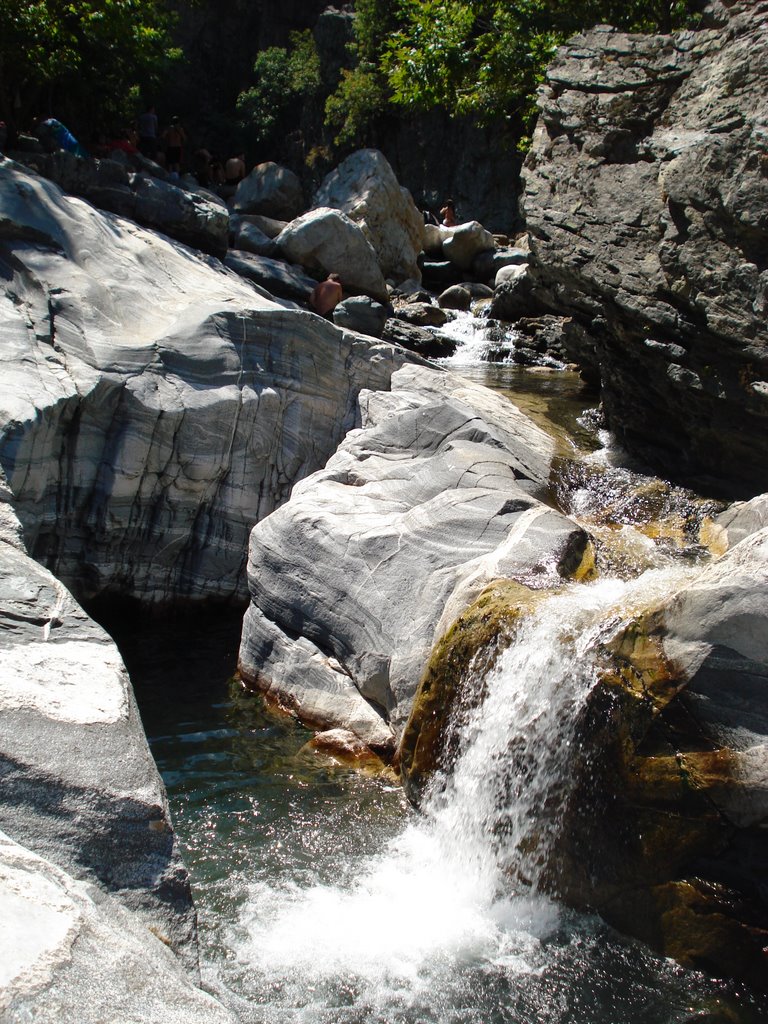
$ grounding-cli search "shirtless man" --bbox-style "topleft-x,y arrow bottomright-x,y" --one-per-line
310,273 -> 343,319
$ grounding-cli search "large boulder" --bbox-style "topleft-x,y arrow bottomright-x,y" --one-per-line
313,149 -> 425,283
332,295 -> 389,338
0,483 -> 199,972
275,207 -> 389,301
232,161 -> 304,220
521,5 -> 768,499
224,250 -> 318,303
238,362 -> 592,753
441,220 -> 496,271
0,160 -> 407,606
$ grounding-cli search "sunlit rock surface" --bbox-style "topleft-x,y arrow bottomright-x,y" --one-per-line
0,480 -> 198,972
522,2 -> 768,498
0,834 -> 237,1023
0,158 -> 406,604
313,149 -> 425,284
239,363 -> 591,752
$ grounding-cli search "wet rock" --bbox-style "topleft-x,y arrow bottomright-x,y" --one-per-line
381,319 -> 456,359
472,246 -> 529,283
391,301 -> 449,328
438,284 -> 472,311
333,295 -> 389,338
554,527 -> 768,989
238,362 -> 590,746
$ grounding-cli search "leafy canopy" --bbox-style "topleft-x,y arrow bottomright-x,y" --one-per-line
325,0 -> 701,144
0,0 -> 178,130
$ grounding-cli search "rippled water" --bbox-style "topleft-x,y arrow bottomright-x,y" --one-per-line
98,347 -> 767,1024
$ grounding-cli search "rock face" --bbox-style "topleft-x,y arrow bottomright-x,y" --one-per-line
560,519 -> 768,989
0,159 -> 406,606
521,3 -> 768,499
238,362 -> 592,752
0,833 -> 236,1023
0,482 -> 235,1016
313,149 -> 425,284
7,150 -> 229,257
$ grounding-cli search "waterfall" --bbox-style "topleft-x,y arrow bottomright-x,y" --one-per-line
218,564 -> 699,1022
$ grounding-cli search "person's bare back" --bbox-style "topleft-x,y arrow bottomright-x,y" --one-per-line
310,274 -> 343,319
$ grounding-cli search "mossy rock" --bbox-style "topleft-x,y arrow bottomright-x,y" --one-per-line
398,579 -> 552,804
551,609 -> 768,990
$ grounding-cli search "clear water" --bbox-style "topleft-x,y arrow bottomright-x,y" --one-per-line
100,354 -> 767,1024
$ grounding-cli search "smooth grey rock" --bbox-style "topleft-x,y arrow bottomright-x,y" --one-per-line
276,207 -> 389,301
0,160 -> 407,606
3,152 -> 229,257
332,296 -> 389,338
313,148 -> 425,283
420,260 -> 464,288
239,362 -> 586,746
442,220 -> 496,270
225,250 -> 318,302
521,8 -> 768,498
233,160 -> 304,220
0,833 -> 236,1023
712,494 -> 768,549
0,488 -> 197,969
229,216 -> 278,257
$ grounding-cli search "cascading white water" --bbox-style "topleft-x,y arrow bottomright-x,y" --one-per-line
218,565 -> 699,1023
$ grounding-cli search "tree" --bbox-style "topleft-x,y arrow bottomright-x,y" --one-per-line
324,0 -> 702,149
0,0 -> 178,134
235,30 -> 321,155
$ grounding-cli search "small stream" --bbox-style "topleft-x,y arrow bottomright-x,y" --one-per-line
104,333 -> 767,1024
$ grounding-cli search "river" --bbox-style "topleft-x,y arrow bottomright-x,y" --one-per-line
102,334 -> 768,1024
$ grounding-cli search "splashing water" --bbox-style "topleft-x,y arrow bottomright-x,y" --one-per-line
218,567 -> 706,1023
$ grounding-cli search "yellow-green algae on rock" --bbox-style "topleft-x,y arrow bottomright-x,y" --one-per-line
398,579 -> 555,802
556,606 -> 768,991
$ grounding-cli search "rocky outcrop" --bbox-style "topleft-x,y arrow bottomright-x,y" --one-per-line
313,149 -> 425,284
238,362 -> 592,752
7,149 -> 229,257
521,3 -> 768,499
0,833 -> 237,1023
0,159 -> 407,606
0,479 -> 237,1016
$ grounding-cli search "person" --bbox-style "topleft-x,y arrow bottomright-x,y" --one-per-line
224,152 -> 246,186
137,104 -> 158,160
440,198 -> 457,227
310,273 -> 343,320
162,116 -> 186,175
193,147 -> 212,187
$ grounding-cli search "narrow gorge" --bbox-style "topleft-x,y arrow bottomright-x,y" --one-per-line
1,2 -> 767,1021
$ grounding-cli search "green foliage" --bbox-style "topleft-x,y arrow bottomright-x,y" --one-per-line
236,30 -> 321,148
324,0 -> 702,146
0,0 -> 177,129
